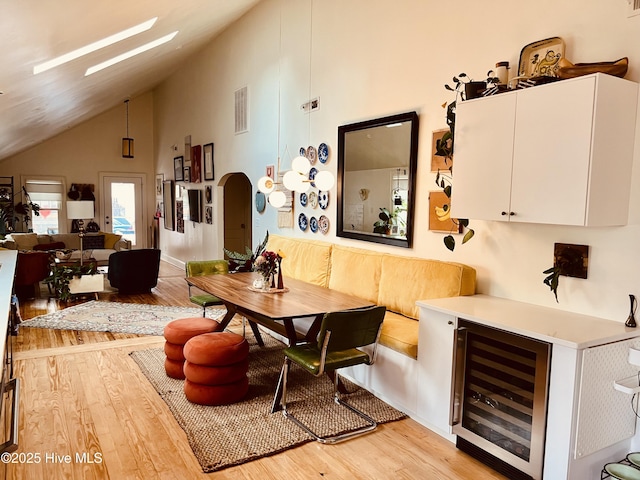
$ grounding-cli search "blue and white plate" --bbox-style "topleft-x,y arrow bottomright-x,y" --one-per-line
318,143 -> 329,163
309,167 -> 318,187
299,146 -> 306,157
300,192 -> 307,207
298,213 -> 308,231
318,190 -> 329,210
309,216 -> 318,233
318,215 -> 329,234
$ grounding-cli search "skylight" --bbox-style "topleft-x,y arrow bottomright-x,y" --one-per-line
84,31 -> 179,76
33,17 -> 158,74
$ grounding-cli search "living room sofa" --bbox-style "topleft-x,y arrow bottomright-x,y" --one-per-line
0,232 -> 131,266
266,234 -> 476,359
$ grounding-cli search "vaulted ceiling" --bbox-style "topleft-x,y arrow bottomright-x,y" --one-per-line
0,0 -> 262,162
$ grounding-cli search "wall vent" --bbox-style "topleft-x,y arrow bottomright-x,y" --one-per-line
629,0 -> 640,17
234,86 -> 249,134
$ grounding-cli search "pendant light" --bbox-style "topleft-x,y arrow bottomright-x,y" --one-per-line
122,99 -> 134,158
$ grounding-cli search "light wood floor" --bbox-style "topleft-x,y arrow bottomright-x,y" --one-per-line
5,262 -> 508,480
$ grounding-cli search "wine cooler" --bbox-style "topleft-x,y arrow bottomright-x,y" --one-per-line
452,320 -> 551,480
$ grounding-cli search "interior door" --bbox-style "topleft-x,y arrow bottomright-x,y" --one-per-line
101,174 -> 144,247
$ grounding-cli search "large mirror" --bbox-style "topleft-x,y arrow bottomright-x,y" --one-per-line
337,111 -> 419,248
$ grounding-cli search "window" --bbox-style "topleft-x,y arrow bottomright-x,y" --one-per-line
23,177 -> 65,234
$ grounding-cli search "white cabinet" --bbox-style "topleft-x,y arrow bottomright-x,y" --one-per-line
452,73 -> 638,226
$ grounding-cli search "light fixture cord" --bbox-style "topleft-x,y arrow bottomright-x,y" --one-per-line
307,0 -> 313,148
125,99 -> 130,137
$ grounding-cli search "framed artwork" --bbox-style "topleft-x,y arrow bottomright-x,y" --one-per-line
155,174 -> 164,197
191,145 -> 202,183
431,129 -> 451,172
174,156 -> 184,181
205,206 -> 213,224
266,164 -> 275,179
204,143 -> 214,181
162,180 -> 175,230
176,200 -> 184,233
183,166 -> 191,183
205,185 -> 212,204
429,190 -> 462,233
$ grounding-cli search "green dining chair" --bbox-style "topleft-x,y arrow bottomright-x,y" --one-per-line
278,305 -> 386,444
185,260 -> 228,316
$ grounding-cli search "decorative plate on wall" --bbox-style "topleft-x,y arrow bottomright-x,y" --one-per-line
318,143 -> 329,163
318,191 -> 329,210
309,216 -> 318,233
306,145 -> 317,165
255,191 -> 266,213
299,192 -> 307,207
318,215 -> 329,234
308,191 -> 318,208
309,167 -> 318,187
298,213 -> 308,231
299,147 -> 306,157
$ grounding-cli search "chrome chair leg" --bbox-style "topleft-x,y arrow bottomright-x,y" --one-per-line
281,363 -> 377,444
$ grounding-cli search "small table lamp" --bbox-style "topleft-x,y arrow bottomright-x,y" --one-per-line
67,200 -> 95,266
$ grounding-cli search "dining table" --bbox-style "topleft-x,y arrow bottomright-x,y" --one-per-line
185,271 -> 376,412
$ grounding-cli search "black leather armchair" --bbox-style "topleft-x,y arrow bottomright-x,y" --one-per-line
108,249 -> 161,294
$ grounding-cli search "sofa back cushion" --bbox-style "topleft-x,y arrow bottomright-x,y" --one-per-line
328,245 -> 383,305
378,256 -> 476,319
51,233 -> 81,250
266,234 -> 332,287
83,234 -> 105,249
8,233 -> 39,250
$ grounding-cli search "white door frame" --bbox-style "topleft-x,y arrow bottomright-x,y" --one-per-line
99,172 -> 147,248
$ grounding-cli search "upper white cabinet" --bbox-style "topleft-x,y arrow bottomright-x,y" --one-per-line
452,73 -> 638,226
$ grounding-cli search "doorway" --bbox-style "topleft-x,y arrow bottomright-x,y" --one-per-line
223,173 -> 252,256
100,173 -> 145,248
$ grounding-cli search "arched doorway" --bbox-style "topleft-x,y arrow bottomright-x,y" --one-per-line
222,173 -> 252,256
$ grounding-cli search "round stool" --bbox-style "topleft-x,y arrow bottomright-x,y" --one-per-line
162,317 -> 222,379
183,332 -> 249,405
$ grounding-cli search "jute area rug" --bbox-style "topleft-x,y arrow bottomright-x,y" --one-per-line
130,334 -> 406,473
19,301 -> 226,335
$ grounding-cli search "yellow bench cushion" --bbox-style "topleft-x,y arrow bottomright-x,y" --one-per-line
266,235 -> 332,287
380,311 -> 419,359
328,245 -> 383,305
378,256 -> 476,319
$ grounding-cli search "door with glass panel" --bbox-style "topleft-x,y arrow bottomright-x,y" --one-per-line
100,174 -> 144,247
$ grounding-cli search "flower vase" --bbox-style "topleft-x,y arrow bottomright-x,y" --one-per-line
277,258 -> 284,290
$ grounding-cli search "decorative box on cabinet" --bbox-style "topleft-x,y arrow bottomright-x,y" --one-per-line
452,73 -> 638,226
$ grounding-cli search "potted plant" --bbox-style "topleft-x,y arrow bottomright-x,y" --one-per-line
45,262 -> 100,301
373,207 -> 405,235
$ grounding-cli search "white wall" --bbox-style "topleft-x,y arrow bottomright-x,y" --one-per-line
152,0 -> 640,322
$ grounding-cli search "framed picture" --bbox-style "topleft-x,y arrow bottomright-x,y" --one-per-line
162,180 -> 175,230
266,164 -> 275,179
204,143 -> 214,181
183,166 -> 191,183
205,185 -> 212,204
191,145 -> 202,183
155,174 -> 164,197
205,206 -> 213,224
429,190 -> 462,233
174,156 -> 184,181
431,129 -> 451,172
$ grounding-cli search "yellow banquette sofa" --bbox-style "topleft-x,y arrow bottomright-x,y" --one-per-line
266,234 -> 476,359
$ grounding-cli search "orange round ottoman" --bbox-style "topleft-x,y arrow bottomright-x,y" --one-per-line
162,317 -> 222,379
183,332 -> 250,406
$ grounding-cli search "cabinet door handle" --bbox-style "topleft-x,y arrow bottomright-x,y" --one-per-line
501,211 -> 516,216
501,211 -> 508,216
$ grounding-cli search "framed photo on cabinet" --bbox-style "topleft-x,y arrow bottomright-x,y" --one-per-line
203,143 -> 214,181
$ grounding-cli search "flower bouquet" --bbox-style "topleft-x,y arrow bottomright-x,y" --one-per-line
253,250 -> 285,291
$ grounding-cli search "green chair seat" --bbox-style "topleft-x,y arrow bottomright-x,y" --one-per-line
283,345 -> 370,376
189,294 -> 223,308
186,260 -> 228,316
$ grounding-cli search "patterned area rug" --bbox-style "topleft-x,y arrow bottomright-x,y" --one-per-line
130,334 -> 406,472
19,301 -> 226,335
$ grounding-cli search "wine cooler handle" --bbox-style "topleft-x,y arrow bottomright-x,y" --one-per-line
450,326 -> 467,427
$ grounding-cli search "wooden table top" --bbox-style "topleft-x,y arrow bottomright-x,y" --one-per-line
186,272 -> 374,320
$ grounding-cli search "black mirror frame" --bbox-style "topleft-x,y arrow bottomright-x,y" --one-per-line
336,111 -> 419,248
